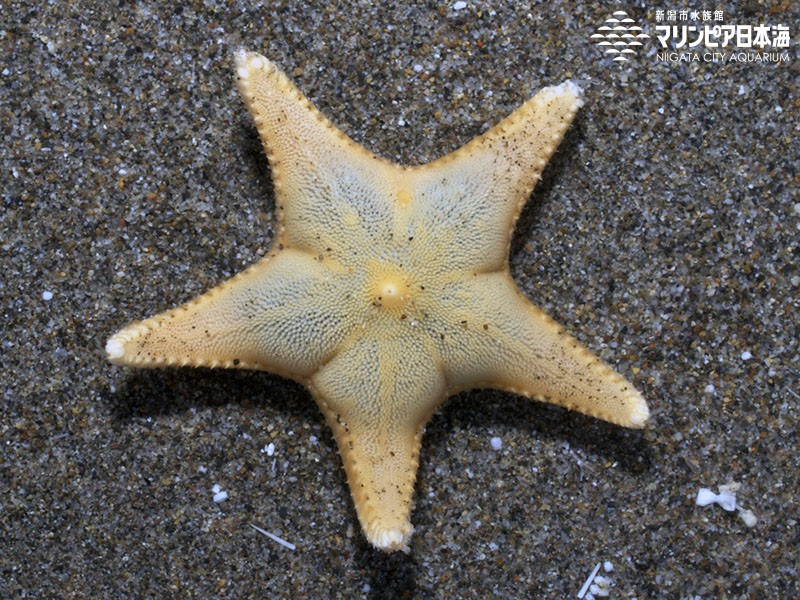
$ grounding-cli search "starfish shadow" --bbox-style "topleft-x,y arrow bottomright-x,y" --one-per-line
107,368 -> 315,424
237,120 -> 277,211
510,111 -> 586,258
427,388 -> 652,475
355,544 -> 417,599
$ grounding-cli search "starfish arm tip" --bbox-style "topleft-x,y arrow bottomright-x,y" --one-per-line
234,48 -> 274,78
544,79 -> 585,108
366,525 -> 413,553
105,335 -> 126,361
627,396 -> 650,428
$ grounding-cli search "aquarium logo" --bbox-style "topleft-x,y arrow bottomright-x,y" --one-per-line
591,9 -> 792,65
591,11 -> 650,62
653,9 -> 791,64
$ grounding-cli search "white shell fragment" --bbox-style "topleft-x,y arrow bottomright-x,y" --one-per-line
250,524 -> 296,550
577,562 -> 602,599
578,560 -> 615,598
261,442 -> 276,456
696,487 -> 736,511
696,482 -> 757,528
212,483 -> 228,503
738,508 -> 758,528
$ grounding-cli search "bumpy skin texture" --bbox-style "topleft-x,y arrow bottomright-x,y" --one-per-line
106,51 -> 649,552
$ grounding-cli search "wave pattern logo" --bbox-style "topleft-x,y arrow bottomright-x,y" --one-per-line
591,11 -> 650,62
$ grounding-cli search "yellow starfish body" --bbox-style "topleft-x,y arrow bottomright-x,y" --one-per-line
107,51 -> 649,552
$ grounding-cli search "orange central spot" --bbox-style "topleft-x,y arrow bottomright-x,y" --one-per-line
396,188 -> 412,206
375,276 -> 410,309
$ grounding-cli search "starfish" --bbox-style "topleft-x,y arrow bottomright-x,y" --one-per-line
107,50 -> 649,552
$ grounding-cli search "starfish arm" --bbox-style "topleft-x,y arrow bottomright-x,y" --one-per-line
424,273 -> 648,428
406,80 -> 584,273
235,50 -> 400,261
105,249 -> 359,380
309,330 -> 447,552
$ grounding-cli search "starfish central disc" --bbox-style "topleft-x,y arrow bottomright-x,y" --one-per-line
373,274 -> 411,309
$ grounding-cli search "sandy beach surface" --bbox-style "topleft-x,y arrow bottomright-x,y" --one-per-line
2,1 -> 797,597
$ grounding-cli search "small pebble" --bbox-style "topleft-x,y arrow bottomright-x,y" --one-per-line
741,351 -> 752,361
453,1 -> 467,10
490,436 -> 502,451
213,490 -> 228,503
42,291 -> 53,301
738,508 -> 757,528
